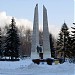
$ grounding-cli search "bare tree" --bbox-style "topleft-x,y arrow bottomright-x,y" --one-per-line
18,26 -> 32,57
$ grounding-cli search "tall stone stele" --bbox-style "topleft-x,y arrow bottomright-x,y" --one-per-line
31,4 -> 39,59
43,5 -> 51,58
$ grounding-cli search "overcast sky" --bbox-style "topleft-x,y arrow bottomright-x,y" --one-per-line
0,0 -> 74,38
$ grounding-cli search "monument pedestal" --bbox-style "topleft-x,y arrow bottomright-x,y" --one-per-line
39,53 -> 43,59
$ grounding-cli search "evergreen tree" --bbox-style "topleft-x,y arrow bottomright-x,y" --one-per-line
56,32 -> 63,51
71,23 -> 75,59
56,22 -> 70,60
0,28 -> 3,58
49,33 -> 55,58
66,36 -> 73,58
61,22 -> 70,59
4,17 -> 20,59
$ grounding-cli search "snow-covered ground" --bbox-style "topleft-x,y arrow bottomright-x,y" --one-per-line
0,58 -> 75,75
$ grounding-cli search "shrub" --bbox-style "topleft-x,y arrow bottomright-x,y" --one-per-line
58,58 -> 64,64
46,58 -> 54,65
32,59 -> 40,65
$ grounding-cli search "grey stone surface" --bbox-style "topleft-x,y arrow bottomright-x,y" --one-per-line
31,4 -> 39,59
43,5 -> 51,58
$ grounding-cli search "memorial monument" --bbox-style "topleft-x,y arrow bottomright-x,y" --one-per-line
31,4 -> 51,59
31,4 -> 39,59
43,5 -> 51,58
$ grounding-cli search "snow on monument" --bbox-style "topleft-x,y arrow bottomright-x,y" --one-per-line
31,4 -> 39,59
43,5 -> 51,58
